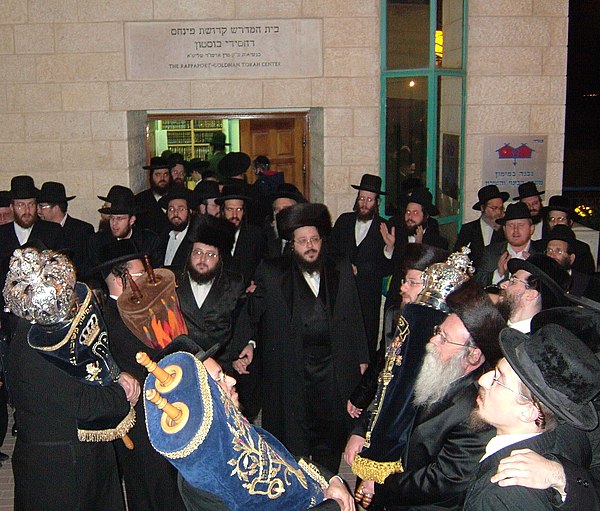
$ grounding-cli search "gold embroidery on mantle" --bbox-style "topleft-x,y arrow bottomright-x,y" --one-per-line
225,395 -> 309,499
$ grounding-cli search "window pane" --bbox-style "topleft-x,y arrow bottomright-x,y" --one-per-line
387,0 -> 430,70
385,77 -> 429,215
436,76 -> 462,218
436,0 -> 463,68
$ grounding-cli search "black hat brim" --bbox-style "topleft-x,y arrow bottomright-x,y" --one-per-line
500,327 -> 598,430
472,191 -> 510,210
506,257 -> 569,306
350,184 -> 387,195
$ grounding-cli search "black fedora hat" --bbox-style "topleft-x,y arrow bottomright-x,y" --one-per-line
218,152 -> 251,179
277,203 -> 332,241
269,183 -> 306,204
543,224 -> 576,249
157,186 -> 193,210
404,187 -> 438,216
191,180 -> 221,208
507,253 -> 571,308
472,185 -> 509,210
351,174 -> 387,195
541,195 -> 574,218
38,182 -> 75,203
0,190 -> 11,208
214,184 -> 252,205
209,132 -> 230,147
500,324 -> 600,430
8,175 -> 39,200
98,187 -> 137,215
495,202 -> 531,225
98,185 -> 131,203
513,181 -> 545,200
143,156 -> 174,171
186,158 -> 210,177
92,239 -> 145,279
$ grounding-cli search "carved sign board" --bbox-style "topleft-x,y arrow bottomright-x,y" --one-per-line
125,19 -> 323,80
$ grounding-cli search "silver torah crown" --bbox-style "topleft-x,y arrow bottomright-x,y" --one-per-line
414,246 -> 474,313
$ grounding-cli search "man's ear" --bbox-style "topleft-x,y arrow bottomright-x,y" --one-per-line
467,346 -> 483,367
519,402 -> 540,425
524,287 -> 540,303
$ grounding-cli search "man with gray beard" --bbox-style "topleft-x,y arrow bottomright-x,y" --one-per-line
350,280 -> 506,510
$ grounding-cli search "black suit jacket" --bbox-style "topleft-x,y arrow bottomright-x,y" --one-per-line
232,255 -> 369,455
328,212 -> 393,357
374,365 -> 494,510
134,188 -> 171,235
473,241 -> 541,287
0,219 -> 65,264
158,228 -> 192,275
224,223 -> 265,286
177,269 -> 246,360
455,218 -> 505,269
62,215 -> 95,278
532,238 -> 596,275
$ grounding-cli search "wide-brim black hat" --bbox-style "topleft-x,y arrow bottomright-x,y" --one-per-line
500,325 -> 600,430
217,152 -> 251,179
0,190 -> 11,208
186,158 -> 210,176
472,185 -> 509,210
8,175 -> 39,200
209,131 -> 230,146
190,180 -> 221,208
402,187 -> 439,216
98,187 -> 137,215
214,184 -> 252,205
541,195 -> 574,218
38,181 -> 75,203
402,243 -> 449,272
542,224 -> 576,248
277,203 -> 332,241
157,186 -> 193,210
186,215 -> 236,255
507,254 -> 570,307
495,202 -> 531,225
351,174 -> 387,195
92,239 -> 145,279
143,156 -> 174,171
513,181 -> 545,200
98,185 -> 131,203
268,183 -> 307,204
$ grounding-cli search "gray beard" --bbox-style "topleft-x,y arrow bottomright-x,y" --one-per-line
413,344 -> 467,408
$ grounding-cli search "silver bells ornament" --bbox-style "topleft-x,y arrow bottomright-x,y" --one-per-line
414,246 -> 474,313
3,248 -> 77,325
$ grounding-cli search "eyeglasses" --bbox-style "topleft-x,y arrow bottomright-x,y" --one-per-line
545,247 -> 567,256
507,275 -> 530,288
294,236 -> 321,247
13,201 -> 36,211
224,207 -> 243,213
548,216 -> 568,224
491,368 -> 530,401
191,249 -> 218,259
358,197 -> 375,203
37,203 -> 53,210
432,325 -> 472,348
167,206 -> 188,213
400,278 -> 422,287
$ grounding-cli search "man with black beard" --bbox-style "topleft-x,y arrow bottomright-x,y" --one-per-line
348,280 -> 506,510
231,203 -> 369,473
135,156 -> 173,235
329,174 -> 392,361
176,215 -> 246,363
158,186 -> 193,273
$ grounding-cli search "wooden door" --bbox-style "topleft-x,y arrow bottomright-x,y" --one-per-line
239,115 -> 309,199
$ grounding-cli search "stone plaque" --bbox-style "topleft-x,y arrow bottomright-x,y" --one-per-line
125,19 -> 322,80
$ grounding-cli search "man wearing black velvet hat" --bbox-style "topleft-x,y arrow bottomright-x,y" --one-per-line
191,180 -> 221,217
474,202 -> 540,286
464,324 -> 600,510
455,185 -> 508,267
37,181 -> 94,278
329,174 -> 393,362
231,203 -> 369,473
135,156 -> 174,235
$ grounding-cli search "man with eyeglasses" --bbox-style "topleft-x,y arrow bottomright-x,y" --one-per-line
531,195 -> 596,275
95,238 -> 187,511
157,186 -> 194,272
464,324 -> 600,511
215,183 -> 265,289
348,279 -> 506,510
176,215 -> 246,364
328,174 -> 393,363
455,185 -> 509,268
498,254 -> 571,334
231,203 -> 369,474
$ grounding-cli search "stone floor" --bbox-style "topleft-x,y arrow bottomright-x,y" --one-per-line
0,413 -> 358,511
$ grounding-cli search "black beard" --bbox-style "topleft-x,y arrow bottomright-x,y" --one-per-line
405,224 -> 421,236
357,209 -> 376,222
188,261 -> 221,284
294,249 -> 323,273
496,299 -> 512,322
531,214 -> 543,225
468,409 -> 494,433
151,180 -> 170,196
170,218 -> 189,232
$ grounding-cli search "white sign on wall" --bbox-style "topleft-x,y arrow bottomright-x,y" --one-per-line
125,19 -> 323,80
481,136 -> 548,198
